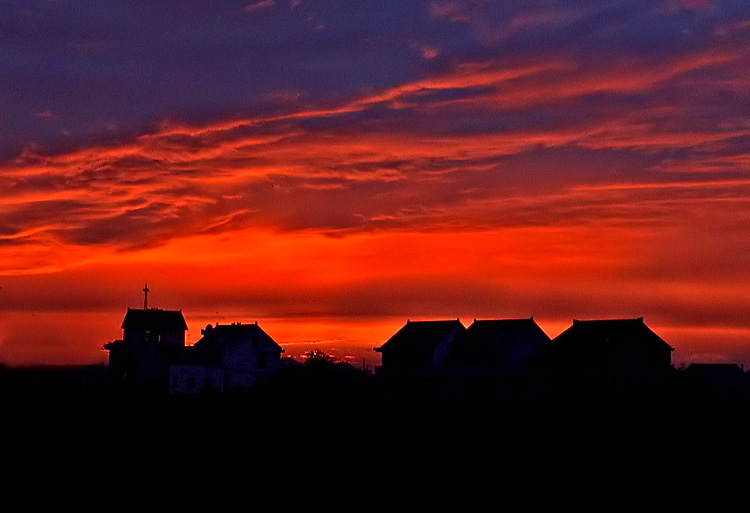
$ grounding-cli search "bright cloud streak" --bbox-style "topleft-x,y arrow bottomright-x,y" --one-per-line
0,0 -> 749,365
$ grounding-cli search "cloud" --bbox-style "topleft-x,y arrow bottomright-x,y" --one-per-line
243,0 -> 275,12
663,0 -> 716,12
1,1 -> 750,365
0,27 -> 747,273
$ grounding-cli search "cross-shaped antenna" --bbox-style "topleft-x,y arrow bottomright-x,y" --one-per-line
143,282 -> 150,309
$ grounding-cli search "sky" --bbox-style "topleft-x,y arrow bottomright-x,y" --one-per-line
0,0 -> 749,367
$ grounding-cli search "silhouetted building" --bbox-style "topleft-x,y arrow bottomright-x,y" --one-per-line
375,319 -> 466,376
374,319 -> 465,398
169,321 -> 284,394
682,363 -> 749,401
548,317 -> 674,394
448,318 -> 551,400
104,307 -> 188,387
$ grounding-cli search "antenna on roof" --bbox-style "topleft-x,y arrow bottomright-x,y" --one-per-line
143,282 -> 150,309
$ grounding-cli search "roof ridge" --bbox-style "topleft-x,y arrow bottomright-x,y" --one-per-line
573,317 -> 644,324
406,319 -> 462,323
472,317 -> 534,323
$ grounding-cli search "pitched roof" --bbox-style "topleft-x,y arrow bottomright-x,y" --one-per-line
375,319 -> 465,353
121,308 -> 188,331
451,317 -> 550,363
193,322 -> 283,353
465,318 -> 548,341
552,317 -> 673,352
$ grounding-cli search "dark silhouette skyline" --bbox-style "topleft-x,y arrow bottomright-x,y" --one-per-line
2,4 -> 749,475
46,291 -> 738,405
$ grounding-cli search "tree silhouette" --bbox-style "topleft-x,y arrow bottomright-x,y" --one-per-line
302,349 -> 336,367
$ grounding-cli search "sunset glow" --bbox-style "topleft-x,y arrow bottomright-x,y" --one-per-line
1,1 -> 749,367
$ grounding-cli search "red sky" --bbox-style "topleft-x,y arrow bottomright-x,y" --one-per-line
0,1 -> 749,367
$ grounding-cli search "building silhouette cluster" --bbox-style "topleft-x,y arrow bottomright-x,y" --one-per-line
89,287 -> 750,403
374,317 -> 676,401
2,286 -> 747,403
104,306 -> 286,394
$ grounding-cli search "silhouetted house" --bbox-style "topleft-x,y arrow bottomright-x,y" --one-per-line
548,317 -> 674,394
682,363 -> 749,401
104,307 -> 188,386
374,319 -> 465,397
169,321 -> 284,394
448,318 -> 551,400
375,319 -> 466,376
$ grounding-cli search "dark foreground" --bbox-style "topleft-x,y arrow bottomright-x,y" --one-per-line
3,362 -> 750,484
3,381 -> 748,505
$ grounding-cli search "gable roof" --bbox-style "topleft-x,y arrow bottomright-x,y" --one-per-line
193,322 -> 283,353
551,317 -> 673,352
451,317 -> 550,365
375,319 -> 465,353
121,308 -> 188,331
465,318 -> 548,341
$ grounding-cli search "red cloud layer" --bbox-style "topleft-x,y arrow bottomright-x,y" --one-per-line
0,31 -> 749,365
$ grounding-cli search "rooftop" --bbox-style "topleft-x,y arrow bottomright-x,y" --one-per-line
121,308 -> 188,331
553,317 -> 673,351
375,319 -> 465,353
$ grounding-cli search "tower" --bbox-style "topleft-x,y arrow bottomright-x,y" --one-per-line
103,286 -> 188,386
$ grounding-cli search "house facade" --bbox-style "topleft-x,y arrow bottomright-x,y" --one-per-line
169,321 -> 284,394
374,319 -> 466,398
104,307 -> 188,386
375,319 -> 466,377
548,317 -> 674,394
448,318 -> 551,400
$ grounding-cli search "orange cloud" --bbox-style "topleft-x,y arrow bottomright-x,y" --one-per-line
243,0 -> 275,12
1,33 -> 749,365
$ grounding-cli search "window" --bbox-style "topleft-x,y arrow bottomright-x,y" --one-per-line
258,354 -> 266,368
